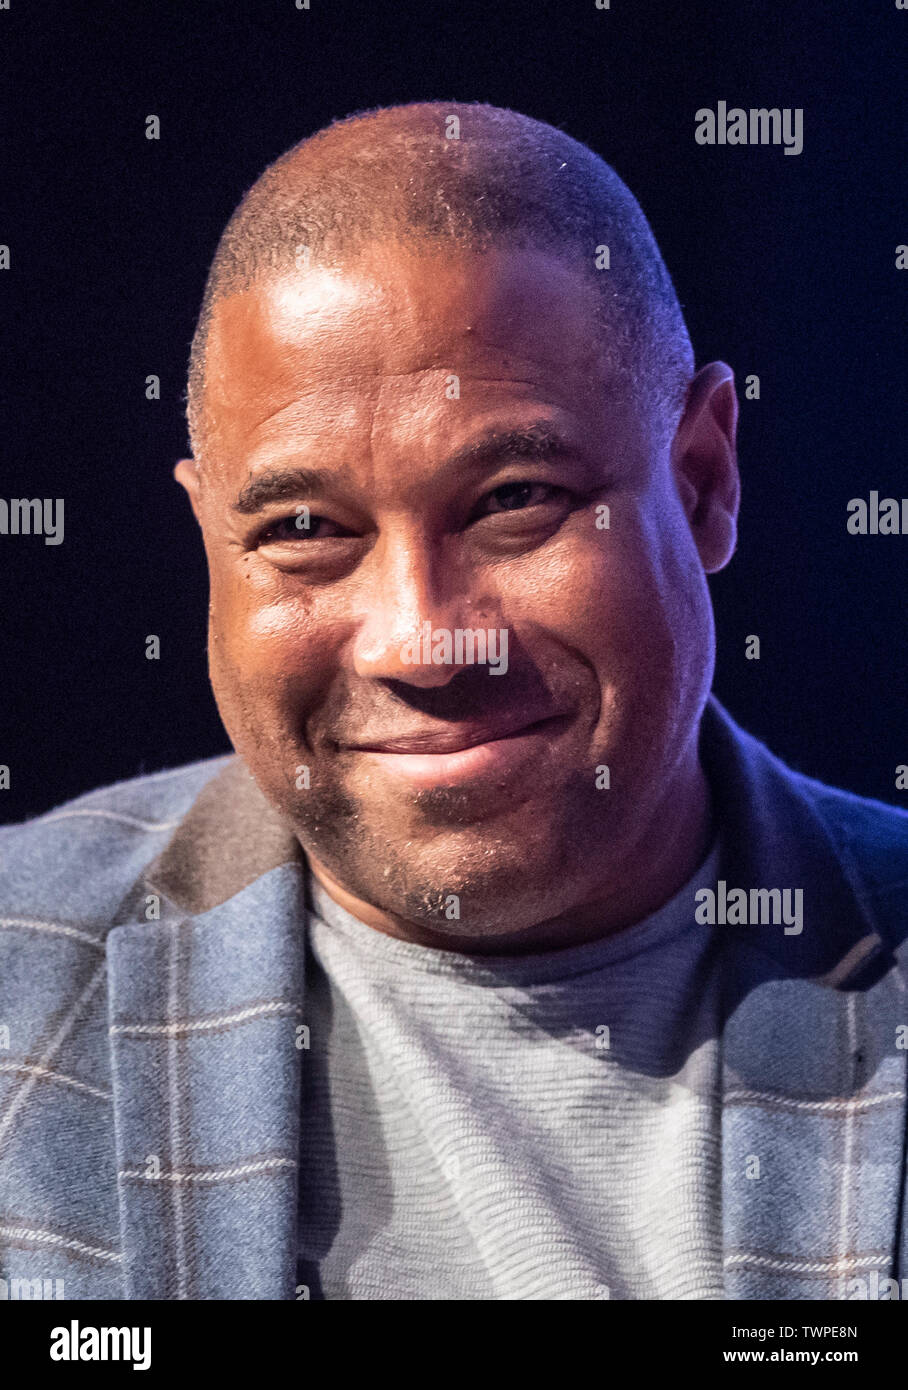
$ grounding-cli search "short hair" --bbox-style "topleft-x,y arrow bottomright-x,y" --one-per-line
186,101 -> 694,462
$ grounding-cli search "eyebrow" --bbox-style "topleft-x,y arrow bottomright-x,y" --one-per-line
233,468 -> 337,514
444,423 -> 579,474
231,423 -> 578,514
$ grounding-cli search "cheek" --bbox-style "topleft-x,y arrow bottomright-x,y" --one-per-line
607,504 -> 714,717
210,551 -> 306,658
507,526 -> 672,665
207,566 -> 337,714
515,510 -> 707,725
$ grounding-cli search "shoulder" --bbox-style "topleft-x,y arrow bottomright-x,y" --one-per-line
757,740 -> 908,946
706,697 -> 908,891
0,756 -> 234,928
799,771 -> 908,894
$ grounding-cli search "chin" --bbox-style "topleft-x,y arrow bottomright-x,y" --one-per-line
345,822 -> 590,932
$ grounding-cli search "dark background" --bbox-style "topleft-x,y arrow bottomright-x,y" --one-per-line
1,0 -> 905,823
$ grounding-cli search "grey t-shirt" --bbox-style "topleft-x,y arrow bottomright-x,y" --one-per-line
297,841 -> 724,1300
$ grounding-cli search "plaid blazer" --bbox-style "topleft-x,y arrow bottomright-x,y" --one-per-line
1,696 -> 908,1301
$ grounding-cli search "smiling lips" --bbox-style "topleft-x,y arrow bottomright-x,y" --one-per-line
341,713 -> 570,787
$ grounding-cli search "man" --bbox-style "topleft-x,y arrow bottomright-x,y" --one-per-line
1,102 -> 906,1302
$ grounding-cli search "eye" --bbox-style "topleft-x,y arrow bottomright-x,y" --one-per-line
258,512 -> 355,544
475,481 -> 562,518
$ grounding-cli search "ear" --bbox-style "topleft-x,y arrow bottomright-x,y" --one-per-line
174,458 -> 204,527
671,362 -> 740,574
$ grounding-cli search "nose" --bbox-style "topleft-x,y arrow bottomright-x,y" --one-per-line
351,529 -> 477,688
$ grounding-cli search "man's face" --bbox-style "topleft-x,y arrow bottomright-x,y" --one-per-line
181,245 -> 729,939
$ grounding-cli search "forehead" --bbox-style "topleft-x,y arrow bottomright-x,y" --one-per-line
201,246 -> 626,476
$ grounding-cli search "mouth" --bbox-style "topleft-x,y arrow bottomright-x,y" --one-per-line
348,713 -> 563,755
340,713 -> 572,788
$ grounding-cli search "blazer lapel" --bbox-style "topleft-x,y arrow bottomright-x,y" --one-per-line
700,700 -> 908,1299
106,760 -> 307,1299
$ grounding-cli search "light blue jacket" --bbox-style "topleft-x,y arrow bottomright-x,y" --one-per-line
1,697 -> 907,1300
